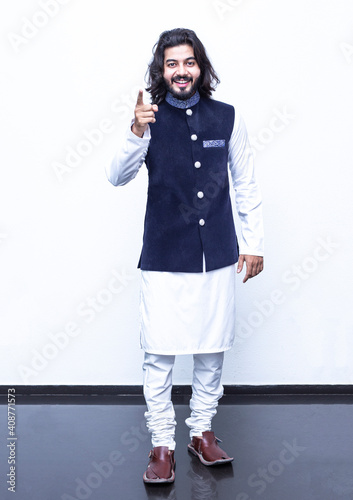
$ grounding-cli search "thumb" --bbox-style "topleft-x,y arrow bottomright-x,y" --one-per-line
136,89 -> 144,106
237,255 -> 245,274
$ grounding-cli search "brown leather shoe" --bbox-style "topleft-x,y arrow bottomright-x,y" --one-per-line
143,446 -> 175,483
188,431 -> 234,466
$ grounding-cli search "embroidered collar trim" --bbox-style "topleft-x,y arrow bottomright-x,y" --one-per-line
165,90 -> 200,109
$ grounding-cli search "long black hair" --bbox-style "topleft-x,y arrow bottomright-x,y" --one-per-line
146,28 -> 220,104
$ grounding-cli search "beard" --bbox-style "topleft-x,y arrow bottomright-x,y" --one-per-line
164,74 -> 201,100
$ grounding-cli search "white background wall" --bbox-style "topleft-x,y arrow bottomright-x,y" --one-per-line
1,0 -> 353,386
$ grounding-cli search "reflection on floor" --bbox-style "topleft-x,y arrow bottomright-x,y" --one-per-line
1,396 -> 353,500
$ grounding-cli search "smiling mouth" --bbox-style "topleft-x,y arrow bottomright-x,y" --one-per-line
172,77 -> 192,87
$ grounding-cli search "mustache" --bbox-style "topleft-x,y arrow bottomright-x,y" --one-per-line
172,75 -> 193,83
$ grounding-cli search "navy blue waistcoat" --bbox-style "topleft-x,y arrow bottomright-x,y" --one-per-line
137,93 -> 239,273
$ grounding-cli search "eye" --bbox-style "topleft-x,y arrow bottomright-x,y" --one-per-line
187,61 -> 195,66
167,62 -> 176,68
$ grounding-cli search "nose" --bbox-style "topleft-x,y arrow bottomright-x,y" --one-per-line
174,62 -> 190,75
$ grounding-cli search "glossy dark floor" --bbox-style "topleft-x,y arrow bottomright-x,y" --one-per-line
1,396 -> 353,500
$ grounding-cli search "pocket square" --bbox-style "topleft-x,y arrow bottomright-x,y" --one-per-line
203,140 -> 225,148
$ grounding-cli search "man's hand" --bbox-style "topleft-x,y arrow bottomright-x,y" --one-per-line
131,89 -> 158,138
237,255 -> 264,283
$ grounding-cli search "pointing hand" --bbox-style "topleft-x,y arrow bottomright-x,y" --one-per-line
131,90 -> 158,138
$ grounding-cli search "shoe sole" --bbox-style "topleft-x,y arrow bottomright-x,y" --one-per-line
187,444 -> 234,466
143,470 -> 175,484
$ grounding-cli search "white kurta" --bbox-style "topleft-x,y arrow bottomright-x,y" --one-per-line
140,257 -> 236,354
106,105 -> 264,354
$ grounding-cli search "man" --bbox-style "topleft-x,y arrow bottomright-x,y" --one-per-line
106,28 -> 264,484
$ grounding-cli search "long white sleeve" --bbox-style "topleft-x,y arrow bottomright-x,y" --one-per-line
228,109 -> 264,256
106,124 -> 151,186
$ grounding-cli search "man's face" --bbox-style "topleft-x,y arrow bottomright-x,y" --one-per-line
163,44 -> 201,100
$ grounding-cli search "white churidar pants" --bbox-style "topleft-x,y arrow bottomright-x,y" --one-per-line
143,351 -> 224,450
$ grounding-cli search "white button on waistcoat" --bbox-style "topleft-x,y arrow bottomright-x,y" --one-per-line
186,109 -> 193,116
194,161 -> 201,168
199,219 -> 205,226
191,134 -> 198,141
197,191 -> 204,199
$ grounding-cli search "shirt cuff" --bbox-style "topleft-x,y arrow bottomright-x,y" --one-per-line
129,120 -> 151,141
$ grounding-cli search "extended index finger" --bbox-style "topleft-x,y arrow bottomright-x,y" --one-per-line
136,89 -> 144,106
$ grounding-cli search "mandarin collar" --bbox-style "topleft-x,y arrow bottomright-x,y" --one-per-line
165,90 -> 200,109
